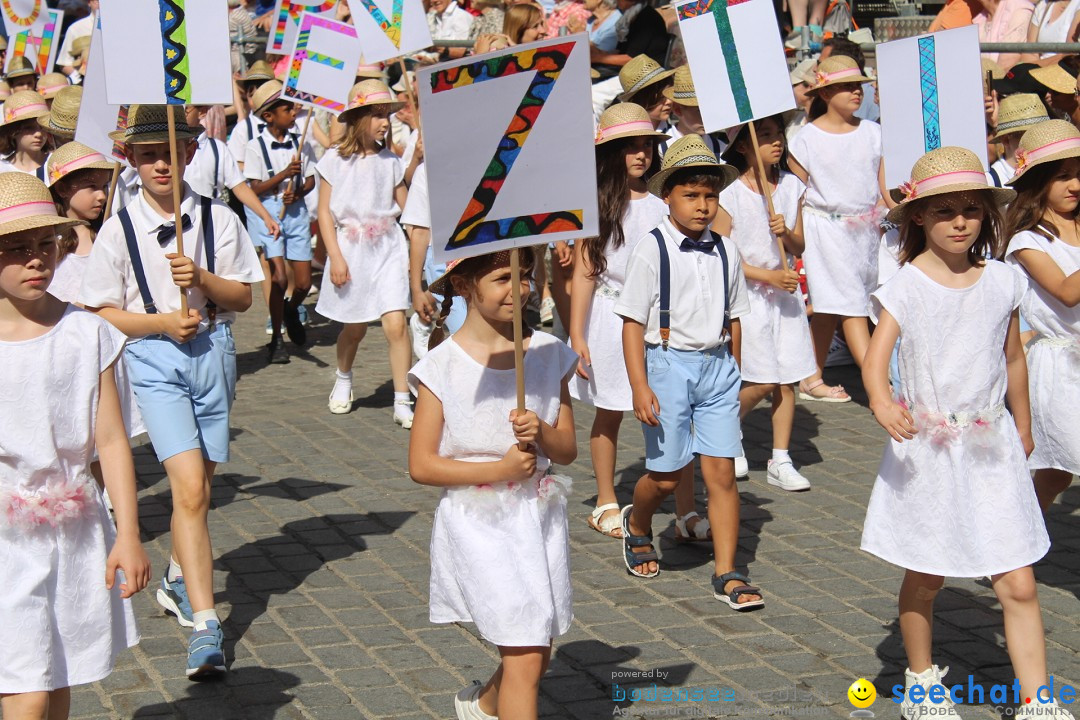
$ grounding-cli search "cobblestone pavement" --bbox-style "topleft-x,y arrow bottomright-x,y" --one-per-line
68,290 -> 1080,720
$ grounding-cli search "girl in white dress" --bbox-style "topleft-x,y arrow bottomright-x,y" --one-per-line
715,116 -> 819,493
315,80 -> 413,428
1004,120 -> 1080,511
0,91 -> 51,181
569,103 -> 667,539
409,248 -> 578,720
789,55 -> 888,398
861,148 -> 1066,720
0,173 -> 149,719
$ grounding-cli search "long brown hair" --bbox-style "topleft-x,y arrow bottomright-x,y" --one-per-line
897,191 -> 1004,265
1005,159 -> 1079,244
336,106 -> 384,159
583,136 -> 656,278
502,3 -> 542,44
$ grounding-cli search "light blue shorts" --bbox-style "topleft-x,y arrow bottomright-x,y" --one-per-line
246,196 -> 312,261
424,244 -> 466,334
124,323 -> 238,464
642,344 -> 742,472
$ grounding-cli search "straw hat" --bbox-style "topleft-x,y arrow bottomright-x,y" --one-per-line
357,59 -> 385,80
662,65 -> 698,106
886,146 -> 1014,223
0,172 -> 84,237
618,55 -> 675,103
981,58 -> 1005,81
107,104 -> 199,144
36,72 -> 69,100
990,93 -> 1049,142
250,80 -> 287,117
1030,60 -> 1077,95
46,141 -> 115,186
4,56 -> 37,81
0,36 -> 7,52
428,249 -> 522,297
243,60 -> 276,84
1,90 -> 49,127
647,133 -> 739,198
339,80 -> 405,123
37,85 -> 82,139
70,35 -> 91,61
595,102 -> 670,145
807,55 -> 872,94
0,81 -> 11,102
1007,119 -> 1080,185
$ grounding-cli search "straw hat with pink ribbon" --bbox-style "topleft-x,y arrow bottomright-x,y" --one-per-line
339,79 -> 404,123
0,90 -> 50,128
36,72 -> 69,100
595,102 -> 670,146
46,142 -> 116,187
807,55 -> 872,94
356,58 -> 385,80
0,172 -> 84,238
1007,119 -> 1080,186
886,146 -> 1014,224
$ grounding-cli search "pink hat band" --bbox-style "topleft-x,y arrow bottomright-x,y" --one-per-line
49,152 -> 109,184
1014,136 -> 1080,174
596,119 -> 655,143
0,200 -> 60,224
357,64 -> 382,73
5,102 -> 47,123
39,84 -> 66,95
351,91 -> 391,108
898,170 -> 989,201
814,67 -> 862,86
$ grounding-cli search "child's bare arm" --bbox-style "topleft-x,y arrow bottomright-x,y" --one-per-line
863,309 -> 915,442
730,318 -> 742,369
89,306 -> 201,344
622,318 -> 660,426
514,384 -> 577,465
1004,310 -> 1034,456
166,254 -> 253,313
1013,248 -> 1080,307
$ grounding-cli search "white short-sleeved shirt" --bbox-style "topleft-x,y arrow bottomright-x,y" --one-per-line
0,157 -> 50,185
227,115 -> 264,166
56,13 -> 94,67
244,127 -> 317,198
615,217 -> 751,351
400,162 -> 429,228
187,132 -> 245,200
78,187 -> 264,334
428,1 -> 474,41
315,147 -> 403,223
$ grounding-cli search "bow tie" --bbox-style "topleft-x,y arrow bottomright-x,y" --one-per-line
270,140 -> 292,150
157,214 -> 192,246
680,237 -> 716,253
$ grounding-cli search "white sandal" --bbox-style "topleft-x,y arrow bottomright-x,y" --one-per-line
587,503 -> 623,538
798,378 -> 851,403
674,511 -> 712,543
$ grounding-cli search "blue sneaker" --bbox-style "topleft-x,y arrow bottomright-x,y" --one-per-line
186,620 -> 226,680
156,574 -> 194,628
297,304 -> 310,326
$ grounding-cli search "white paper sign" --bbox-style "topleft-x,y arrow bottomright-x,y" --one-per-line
419,35 -> 599,264
877,25 -> 988,188
674,0 -> 794,133
75,16 -> 126,162
4,8 -> 62,75
349,0 -> 431,64
266,0 -> 339,55
98,0 -> 233,105
283,12 -> 363,113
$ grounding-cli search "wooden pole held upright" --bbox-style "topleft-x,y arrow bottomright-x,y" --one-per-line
397,58 -> 418,119
104,160 -> 122,219
510,248 -> 526,416
279,109 -> 314,220
166,104 -> 189,316
747,119 -> 789,271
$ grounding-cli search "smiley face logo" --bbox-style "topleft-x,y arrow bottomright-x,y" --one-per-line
848,678 -> 877,709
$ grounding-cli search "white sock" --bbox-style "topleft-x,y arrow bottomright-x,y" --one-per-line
192,609 -> 219,630
772,449 -> 791,464
331,370 -> 352,403
394,391 -> 411,406
168,557 -> 183,582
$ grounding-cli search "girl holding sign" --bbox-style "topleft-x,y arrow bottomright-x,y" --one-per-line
315,81 -> 415,429
789,55 -> 888,398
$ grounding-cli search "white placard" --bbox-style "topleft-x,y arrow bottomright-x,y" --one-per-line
98,0 -> 233,105
75,16 -> 126,162
282,12 -> 363,113
266,0 -> 340,55
674,0 -> 795,133
419,35 -> 599,264
877,25 -> 988,188
349,0 -> 431,64
4,8 -> 62,75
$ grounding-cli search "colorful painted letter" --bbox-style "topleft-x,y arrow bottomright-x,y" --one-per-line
350,0 -> 431,63
283,12 -> 363,112
267,0 -> 337,54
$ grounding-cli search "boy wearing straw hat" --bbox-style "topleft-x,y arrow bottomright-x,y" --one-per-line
660,64 -> 727,158
614,134 -> 764,609
79,104 -> 263,680
988,93 -> 1050,187
227,60 -> 277,169
244,80 -> 316,363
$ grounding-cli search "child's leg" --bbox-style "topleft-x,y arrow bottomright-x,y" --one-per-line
771,385 -> 796,450
287,260 -> 312,307
699,456 -> 761,603
1,688 -> 69,720
899,570 -> 945,673
380,310 -> 412,394
336,323 -> 368,372
267,256 -> 288,339
1033,469 -> 1073,512
164,450 -> 217,614
492,645 -> 552,720
550,255 -> 572,331
627,468 -> 684,575
477,642 -> 554,717
840,316 -> 872,368
993,567 -> 1048,703
673,462 -> 703,530
739,382 -> 775,419
590,408 -> 624,518
809,312 -> 839,372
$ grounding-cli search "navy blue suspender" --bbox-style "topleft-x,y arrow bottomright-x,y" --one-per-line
649,228 -> 730,351
208,138 -> 221,199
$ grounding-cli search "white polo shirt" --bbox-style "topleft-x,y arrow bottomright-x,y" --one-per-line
615,216 -> 750,351
243,127 -> 316,198
187,132 -> 245,200
400,162 -> 429,228
79,187 -> 263,335
227,115 -> 264,167
427,1 -> 474,41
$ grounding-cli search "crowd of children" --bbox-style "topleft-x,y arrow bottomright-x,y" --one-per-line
1,7 -> 1080,720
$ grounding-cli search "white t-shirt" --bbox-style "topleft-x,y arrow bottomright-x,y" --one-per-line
187,132 -> 245,200
244,127 -> 317,198
614,216 -> 751,351
79,187 -> 263,334
988,156 -> 1016,187
400,162 -> 429,228
315,147 -> 403,223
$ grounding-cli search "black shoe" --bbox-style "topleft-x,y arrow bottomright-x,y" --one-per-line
267,338 -> 290,364
283,301 -> 307,347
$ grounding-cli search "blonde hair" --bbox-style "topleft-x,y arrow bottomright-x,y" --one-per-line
502,3 -> 543,44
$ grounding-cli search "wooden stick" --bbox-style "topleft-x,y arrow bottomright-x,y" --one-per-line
397,58 -> 418,119
747,119 -> 788,271
166,104 -> 189,316
279,109 -> 314,220
510,247 -> 526,415
103,160 -> 121,219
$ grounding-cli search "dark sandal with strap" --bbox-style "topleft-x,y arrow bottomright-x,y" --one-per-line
621,505 -> 659,578
712,571 -> 764,611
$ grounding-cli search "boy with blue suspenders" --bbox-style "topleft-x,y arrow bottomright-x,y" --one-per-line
79,105 -> 263,679
614,134 -> 765,609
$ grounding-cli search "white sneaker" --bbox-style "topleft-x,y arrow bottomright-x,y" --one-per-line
1017,701 -> 1076,720
455,681 -> 496,720
410,312 -> 433,360
539,296 -> 555,325
901,666 -> 963,720
394,400 -> 414,429
766,459 -> 811,491
734,455 -> 749,479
